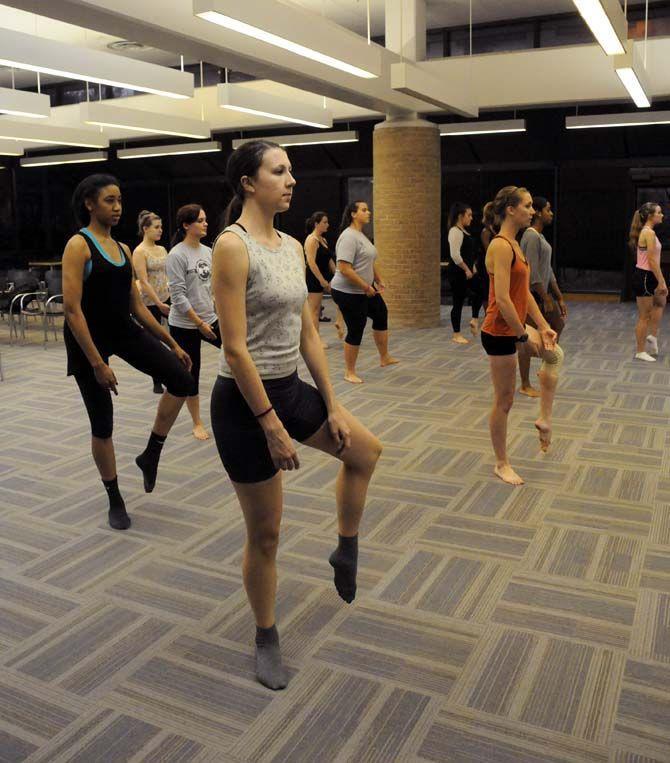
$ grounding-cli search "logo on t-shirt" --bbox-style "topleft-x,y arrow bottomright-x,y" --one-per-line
195,259 -> 211,282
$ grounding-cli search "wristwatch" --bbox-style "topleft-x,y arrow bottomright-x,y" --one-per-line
515,333 -> 529,343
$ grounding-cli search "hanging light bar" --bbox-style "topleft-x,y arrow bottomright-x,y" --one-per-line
218,84 -> 332,129
20,151 -> 107,168
613,41 -> 651,108
0,88 -> 50,119
0,27 -> 193,99
0,120 -> 109,148
439,119 -> 526,136
232,131 -> 358,149
80,103 -> 211,139
0,140 -> 24,156
117,140 -> 221,159
572,0 -> 627,55
194,0 -> 381,79
565,110 -> 670,129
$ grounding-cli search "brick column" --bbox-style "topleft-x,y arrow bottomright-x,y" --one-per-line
373,118 -> 441,328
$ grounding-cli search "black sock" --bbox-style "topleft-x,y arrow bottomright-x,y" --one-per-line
254,625 -> 288,691
102,477 -> 131,530
329,534 -> 358,603
135,431 -> 166,493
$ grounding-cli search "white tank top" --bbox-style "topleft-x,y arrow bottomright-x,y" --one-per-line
218,224 -> 307,380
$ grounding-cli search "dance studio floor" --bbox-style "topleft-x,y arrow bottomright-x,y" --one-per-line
1,302 -> 669,762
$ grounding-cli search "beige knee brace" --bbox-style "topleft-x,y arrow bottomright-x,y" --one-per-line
540,343 -> 564,379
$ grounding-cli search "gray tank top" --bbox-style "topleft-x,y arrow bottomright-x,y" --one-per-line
218,223 -> 308,380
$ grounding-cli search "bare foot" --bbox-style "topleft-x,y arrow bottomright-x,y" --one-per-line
344,373 -> 364,384
535,419 -> 552,452
519,386 -> 540,398
380,355 -> 400,367
469,319 -> 479,335
494,464 -> 525,485
452,334 -> 469,345
335,323 -> 345,341
192,423 -> 210,441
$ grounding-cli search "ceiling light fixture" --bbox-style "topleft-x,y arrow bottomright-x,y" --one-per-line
194,0 -> 381,79
232,130 -> 358,149
0,120 -> 109,148
117,140 -> 221,159
80,103 -> 211,139
218,84 -> 332,129
20,151 -> 107,168
0,139 -> 24,156
565,110 -> 670,128
572,0 -> 627,55
439,119 -> 526,136
0,27 -> 193,99
613,40 -> 651,108
0,88 -> 50,119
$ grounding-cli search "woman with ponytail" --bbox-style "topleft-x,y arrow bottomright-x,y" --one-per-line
304,211 -> 336,348
630,202 -> 666,361
166,203 -> 222,440
133,210 -> 170,393
210,140 -> 382,691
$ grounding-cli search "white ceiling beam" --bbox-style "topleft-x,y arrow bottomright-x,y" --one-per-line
391,62 -> 478,116
80,102 -> 211,139
0,87 -> 51,119
0,118 -> 109,147
385,0 -> 426,61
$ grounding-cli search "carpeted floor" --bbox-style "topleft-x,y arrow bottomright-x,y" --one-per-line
0,302 -> 669,762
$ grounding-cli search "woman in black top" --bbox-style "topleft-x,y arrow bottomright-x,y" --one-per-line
446,202 -> 481,343
304,211 -> 337,348
62,174 -> 193,531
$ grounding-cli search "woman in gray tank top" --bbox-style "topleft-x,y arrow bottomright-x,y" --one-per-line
210,140 -> 383,692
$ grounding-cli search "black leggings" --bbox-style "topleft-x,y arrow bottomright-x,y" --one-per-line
447,267 -> 484,332
168,321 -> 222,396
73,326 -> 193,439
147,302 -> 169,386
331,289 -> 388,346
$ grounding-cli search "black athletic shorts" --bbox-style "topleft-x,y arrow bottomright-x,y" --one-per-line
330,288 -> 388,345
632,267 -> 658,298
481,330 -> 517,356
210,371 -> 328,483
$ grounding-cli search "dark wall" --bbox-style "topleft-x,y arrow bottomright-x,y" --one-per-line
3,105 -> 670,297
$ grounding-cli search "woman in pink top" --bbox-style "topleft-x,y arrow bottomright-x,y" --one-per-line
630,202 -> 666,361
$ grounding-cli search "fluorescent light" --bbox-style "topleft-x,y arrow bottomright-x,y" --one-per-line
232,131 -> 358,149
194,0 -> 381,79
0,139 -> 24,156
439,119 -> 526,136
566,110 -> 670,129
572,0 -> 627,55
390,62 -> 478,117
118,140 -> 221,159
0,120 -> 109,148
614,41 -> 651,108
81,103 -> 211,139
0,27 -> 193,100
0,88 -> 50,119
218,84 -> 332,129
20,151 -> 107,168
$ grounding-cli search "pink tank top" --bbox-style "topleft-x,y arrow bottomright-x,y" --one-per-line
637,227 -> 661,271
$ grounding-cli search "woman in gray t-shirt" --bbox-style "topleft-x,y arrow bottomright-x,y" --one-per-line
330,201 -> 399,383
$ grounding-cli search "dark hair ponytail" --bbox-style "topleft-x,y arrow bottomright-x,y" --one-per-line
71,173 -> 120,228
531,196 -> 549,222
305,211 -> 327,234
448,202 -> 471,229
630,201 -> 660,251
223,139 -> 282,228
339,200 -> 365,235
171,204 -> 203,247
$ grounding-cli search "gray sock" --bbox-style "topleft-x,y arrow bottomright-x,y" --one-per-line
254,625 -> 288,690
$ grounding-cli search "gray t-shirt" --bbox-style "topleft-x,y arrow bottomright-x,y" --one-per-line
166,241 -> 217,329
520,228 -> 554,292
331,228 -> 377,294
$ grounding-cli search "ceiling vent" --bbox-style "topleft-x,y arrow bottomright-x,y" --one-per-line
107,40 -> 146,51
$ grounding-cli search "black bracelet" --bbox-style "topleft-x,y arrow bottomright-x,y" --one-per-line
255,405 -> 274,419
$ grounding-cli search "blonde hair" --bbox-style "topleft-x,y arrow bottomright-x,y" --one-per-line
137,210 -> 161,236
629,202 -> 660,251
491,185 -> 529,225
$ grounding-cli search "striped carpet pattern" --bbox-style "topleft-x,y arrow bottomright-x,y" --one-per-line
0,302 -> 669,762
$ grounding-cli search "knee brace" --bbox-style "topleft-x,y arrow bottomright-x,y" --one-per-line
540,343 -> 564,379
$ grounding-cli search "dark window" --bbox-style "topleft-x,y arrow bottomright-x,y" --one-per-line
539,16 -> 593,47
449,22 -> 535,57
426,30 -> 445,59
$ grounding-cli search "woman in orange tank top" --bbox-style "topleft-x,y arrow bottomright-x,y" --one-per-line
480,186 -> 560,486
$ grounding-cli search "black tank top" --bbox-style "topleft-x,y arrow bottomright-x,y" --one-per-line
315,241 -> 332,277
457,230 -> 477,269
64,229 -> 135,374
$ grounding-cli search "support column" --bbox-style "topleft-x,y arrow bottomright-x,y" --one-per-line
373,117 -> 441,328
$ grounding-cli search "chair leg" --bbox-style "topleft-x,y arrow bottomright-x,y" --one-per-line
0,349 -> 3,381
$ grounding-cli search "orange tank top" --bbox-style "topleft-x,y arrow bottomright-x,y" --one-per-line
481,235 -> 530,337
